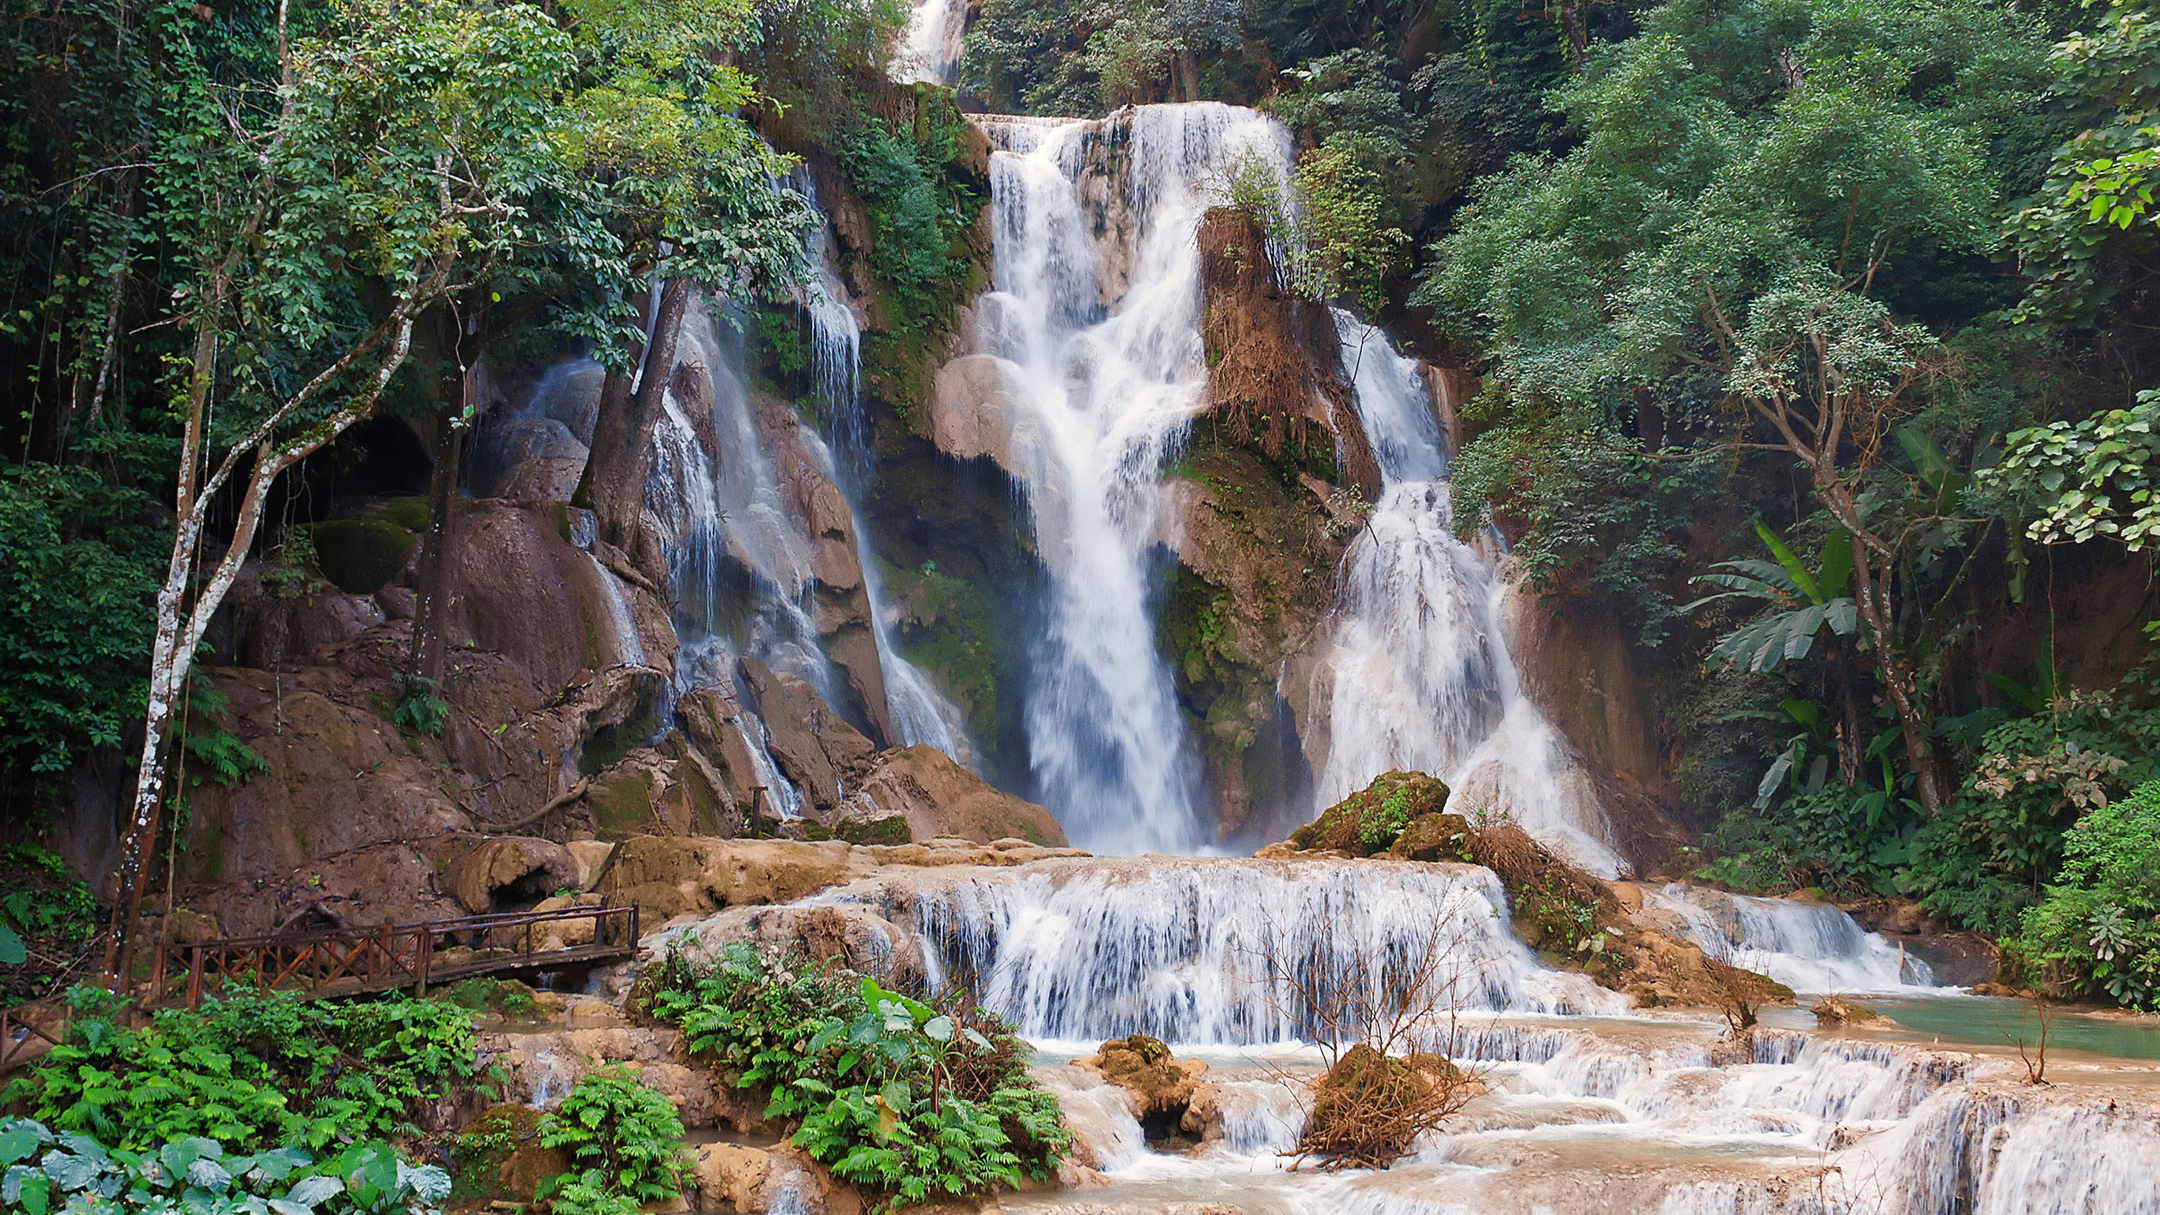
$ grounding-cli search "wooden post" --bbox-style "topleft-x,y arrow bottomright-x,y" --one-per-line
187,944 -> 204,1010
417,927 -> 434,998
628,902 -> 638,952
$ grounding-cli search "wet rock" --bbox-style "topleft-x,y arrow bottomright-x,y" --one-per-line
827,745 -> 1067,846
741,660 -> 875,810
434,835 -> 581,914
1293,771 -> 1451,856
689,1143 -> 775,1213
307,518 -> 421,596
927,355 -> 1028,477
482,416 -> 588,502
1811,996 -> 1886,1025
456,1104 -> 568,1205
1074,1035 -> 1210,1123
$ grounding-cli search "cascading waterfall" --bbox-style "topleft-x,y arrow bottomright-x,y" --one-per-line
1315,312 -> 1624,877
897,0 -> 964,86
794,174 -> 979,768
812,856 -> 1626,1044
1644,883 -> 1935,993
968,103 -> 1292,852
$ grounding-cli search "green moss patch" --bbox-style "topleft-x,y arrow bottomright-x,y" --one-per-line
1293,770 -> 1453,855
306,517 -> 417,594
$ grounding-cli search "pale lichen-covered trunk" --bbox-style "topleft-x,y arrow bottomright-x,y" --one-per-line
105,299 -> 426,983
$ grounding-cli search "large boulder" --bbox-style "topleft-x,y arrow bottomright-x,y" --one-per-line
598,837 -> 859,922
481,416 -> 589,503
432,835 -> 581,914
926,355 -> 1031,478
830,746 -> 1066,846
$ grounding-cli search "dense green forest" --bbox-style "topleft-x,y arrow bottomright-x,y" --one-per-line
2,0 -> 2159,1015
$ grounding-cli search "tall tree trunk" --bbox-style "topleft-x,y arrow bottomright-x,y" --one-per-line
407,317 -> 480,689
104,301 -> 424,985
579,277 -> 693,550
1847,533 -> 1946,815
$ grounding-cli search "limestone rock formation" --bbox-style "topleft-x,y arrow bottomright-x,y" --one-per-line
742,659 -> 877,811
827,745 -> 1067,846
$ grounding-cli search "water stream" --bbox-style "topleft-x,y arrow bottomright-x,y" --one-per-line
1315,313 -> 1621,876
965,105 -> 1292,852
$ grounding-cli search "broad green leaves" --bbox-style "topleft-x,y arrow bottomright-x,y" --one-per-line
1985,390 -> 2160,550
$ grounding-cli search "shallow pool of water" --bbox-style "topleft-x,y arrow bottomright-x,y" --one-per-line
1763,992 -> 2160,1062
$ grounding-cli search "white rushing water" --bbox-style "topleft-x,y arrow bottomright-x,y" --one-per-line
1315,313 -> 1623,876
795,184 -> 980,769
897,0 -> 965,86
819,856 -> 1626,1044
970,103 -> 1293,853
1645,884 -> 1935,993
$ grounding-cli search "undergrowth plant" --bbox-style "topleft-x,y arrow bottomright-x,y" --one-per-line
3,987 -> 483,1153
534,1065 -> 685,1215
644,944 -> 1069,1211
2017,778 -> 2160,1008
0,1116 -> 449,1215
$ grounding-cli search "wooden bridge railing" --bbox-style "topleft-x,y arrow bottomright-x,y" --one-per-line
149,901 -> 640,1009
0,1006 -> 62,1070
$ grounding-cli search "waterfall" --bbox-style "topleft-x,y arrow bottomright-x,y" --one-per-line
1644,884 -> 1936,993
967,103 -> 1292,853
897,0 -> 964,86
812,855 -> 1626,1045
795,174 -> 980,770
1315,312 -> 1624,877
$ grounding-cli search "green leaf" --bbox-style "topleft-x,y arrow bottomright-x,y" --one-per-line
1754,520 -> 1821,604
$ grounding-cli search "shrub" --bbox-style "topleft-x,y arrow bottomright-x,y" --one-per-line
4,988 -> 482,1152
535,1066 -> 685,1213
646,944 -> 1068,1211
0,1117 -> 449,1215
2016,778 -> 2160,1008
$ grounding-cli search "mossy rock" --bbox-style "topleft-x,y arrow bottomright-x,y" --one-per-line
306,518 -> 416,594
379,496 -> 432,533
451,1104 -> 567,1206
437,977 -> 543,1020
809,815 -> 910,845
1292,771 -> 1452,856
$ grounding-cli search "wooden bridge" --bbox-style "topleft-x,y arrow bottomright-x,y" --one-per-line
149,901 -> 642,1009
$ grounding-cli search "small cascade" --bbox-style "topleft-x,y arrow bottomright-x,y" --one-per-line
897,0 -> 965,86
967,103 -> 1293,852
1644,884 -> 1934,993
794,174 -> 979,769
815,855 -> 1625,1044
1315,312 -> 1622,877
563,510 -> 646,668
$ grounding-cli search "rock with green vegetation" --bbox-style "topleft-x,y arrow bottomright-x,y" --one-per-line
304,517 -> 417,595
828,744 -> 1068,846
453,1104 -> 570,1207
1291,771 -> 1452,855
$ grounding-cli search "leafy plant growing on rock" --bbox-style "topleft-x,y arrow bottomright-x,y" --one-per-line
645,944 -> 1068,1211
2017,778 -> 2160,1008
4,988 -> 482,1153
535,1065 -> 685,1215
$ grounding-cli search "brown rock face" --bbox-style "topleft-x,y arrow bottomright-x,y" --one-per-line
741,660 -> 876,811
927,355 -> 1025,475
1194,207 -> 1379,500
435,835 -> 581,914
831,745 -> 1067,846
599,836 -> 859,922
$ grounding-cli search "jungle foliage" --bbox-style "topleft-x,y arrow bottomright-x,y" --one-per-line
642,943 -> 1070,1212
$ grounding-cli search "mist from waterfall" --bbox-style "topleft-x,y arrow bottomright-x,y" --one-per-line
1315,312 -> 1623,876
970,104 -> 1292,853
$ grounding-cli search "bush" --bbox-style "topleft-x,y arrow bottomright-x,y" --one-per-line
645,944 -> 1068,1211
0,1117 -> 450,1215
4,988 -> 483,1153
2016,778 -> 2160,1008
535,1066 -> 685,1213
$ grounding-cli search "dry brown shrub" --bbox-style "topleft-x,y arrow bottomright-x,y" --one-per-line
1297,1045 -> 1480,1169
